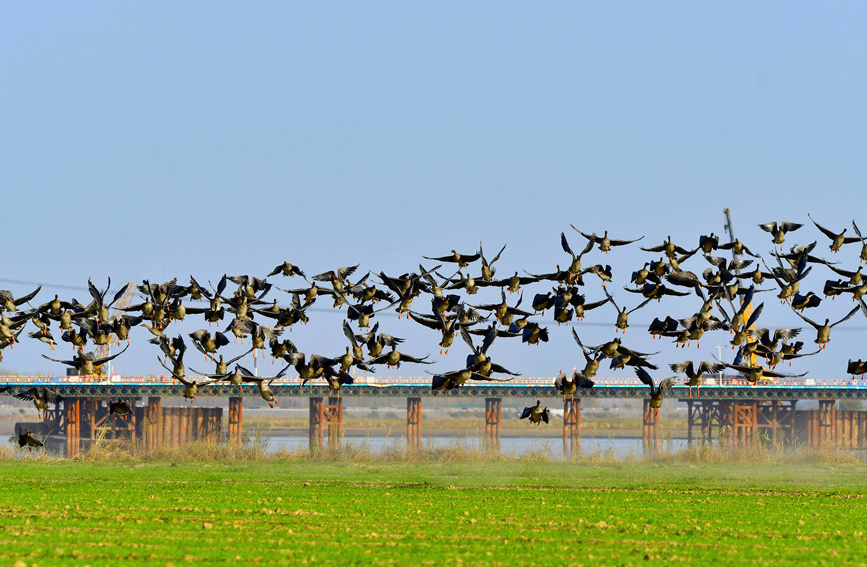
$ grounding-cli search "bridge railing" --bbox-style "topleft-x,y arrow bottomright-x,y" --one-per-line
2,374 -> 867,388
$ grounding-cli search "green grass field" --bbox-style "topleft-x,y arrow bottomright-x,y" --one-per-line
1,460 -> 866,566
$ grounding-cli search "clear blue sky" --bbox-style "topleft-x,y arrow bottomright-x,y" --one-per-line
2,3 -> 866,379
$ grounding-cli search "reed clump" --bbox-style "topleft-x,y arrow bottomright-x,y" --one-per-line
643,441 -> 864,465
1,429 -> 864,464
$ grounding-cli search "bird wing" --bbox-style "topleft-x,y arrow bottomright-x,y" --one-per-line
808,214 -> 840,241
634,367 -> 654,389
743,302 -> 765,330
601,287 -> 619,313
14,285 -> 42,306
13,387 -> 39,402
831,305 -> 861,328
608,235 -> 645,246
469,373 -> 514,382
408,311 -> 441,330
560,232 -> 576,257
399,353 -> 432,365
762,369 -> 808,379
773,328 -> 801,342
627,297 -> 653,315
41,354 -> 78,367
488,362 -> 520,376
669,361 -> 694,376
225,348 -> 254,366
93,344 -> 129,365
698,361 -> 726,375
790,308 -> 820,329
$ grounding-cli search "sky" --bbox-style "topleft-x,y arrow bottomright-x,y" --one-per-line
1,2 -> 866,381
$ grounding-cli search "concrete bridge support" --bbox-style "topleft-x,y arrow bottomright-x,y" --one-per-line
228,397 -> 243,444
407,397 -> 422,450
642,399 -> 658,450
145,397 -> 162,449
755,400 -> 796,444
686,400 -> 798,448
801,401 -> 867,449
485,398 -> 501,450
563,400 -> 580,454
309,397 -> 343,450
162,406 -> 222,446
64,398 -> 81,458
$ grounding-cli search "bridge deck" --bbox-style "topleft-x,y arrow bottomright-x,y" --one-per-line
2,376 -> 867,400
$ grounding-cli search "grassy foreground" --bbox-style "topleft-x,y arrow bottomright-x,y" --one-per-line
1,460 -> 866,566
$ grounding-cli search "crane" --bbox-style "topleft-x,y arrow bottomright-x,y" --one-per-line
723,209 -> 760,374
94,281 -> 138,378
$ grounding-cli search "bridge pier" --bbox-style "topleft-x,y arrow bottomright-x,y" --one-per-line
485,398 -> 501,450
755,400 -> 796,444
309,397 -> 342,450
145,397 -> 162,449
686,400 -> 709,446
563,399 -> 580,454
64,398 -> 81,458
642,399 -> 658,450
407,397 -> 422,450
817,399 -> 836,447
720,401 -> 755,447
835,409 -> 867,448
228,397 -> 243,444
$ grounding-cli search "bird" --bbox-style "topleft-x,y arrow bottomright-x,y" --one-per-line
479,243 -> 507,281
581,264 -> 613,288
554,369 -> 595,403
809,214 -> 861,253
462,325 -> 519,377
407,299 -> 464,354
559,232 -> 594,280
368,345 -> 431,369
246,365 -> 291,407
851,220 -> 867,264
758,221 -> 803,248
669,361 -> 725,398
635,368 -> 677,419
640,236 -> 695,260
718,238 -> 759,258
519,401 -> 549,425
847,359 -> 867,378
109,400 -> 133,420
322,366 -> 354,399
716,359 -> 807,384
521,322 -> 549,345
29,329 -> 57,350
648,316 -> 680,340
42,346 -> 129,376
14,387 -> 64,419
791,292 -> 822,311
0,285 -> 42,314
17,428 -> 44,452
268,262 -> 306,278
602,288 -> 652,333
791,305 -> 860,349
423,249 -> 481,269
573,226 -> 644,253
571,329 -> 603,378
189,329 -> 230,359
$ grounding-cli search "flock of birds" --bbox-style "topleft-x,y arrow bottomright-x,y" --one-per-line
4,215 -> 867,440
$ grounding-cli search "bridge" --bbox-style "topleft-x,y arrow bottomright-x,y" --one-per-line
3,375 -> 867,457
